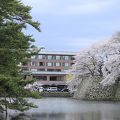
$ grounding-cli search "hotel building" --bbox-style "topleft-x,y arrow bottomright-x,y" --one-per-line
22,51 -> 76,89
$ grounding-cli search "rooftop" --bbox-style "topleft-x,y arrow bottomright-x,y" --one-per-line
38,51 -> 77,55
23,71 -> 69,75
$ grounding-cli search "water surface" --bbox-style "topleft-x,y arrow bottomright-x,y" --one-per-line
2,97 -> 120,120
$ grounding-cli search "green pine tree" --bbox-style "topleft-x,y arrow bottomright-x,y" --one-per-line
0,0 -> 41,116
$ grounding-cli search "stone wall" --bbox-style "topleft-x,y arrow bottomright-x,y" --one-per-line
41,92 -> 73,97
74,77 -> 120,100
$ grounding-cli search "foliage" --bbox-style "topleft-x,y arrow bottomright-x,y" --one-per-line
28,91 -> 42,99
0,0 -> 41,114
69,32 -> 120,89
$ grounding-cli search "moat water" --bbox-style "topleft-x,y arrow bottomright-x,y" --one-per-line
1,97 -> 120,120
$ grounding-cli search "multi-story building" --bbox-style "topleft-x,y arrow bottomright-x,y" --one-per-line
22,51 -> 76,90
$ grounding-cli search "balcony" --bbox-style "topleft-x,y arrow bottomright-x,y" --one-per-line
31,71 -> 68,75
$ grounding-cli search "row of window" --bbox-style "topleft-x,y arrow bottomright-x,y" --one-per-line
31,55 -> 75,60
31,62 -> 70,67
33,76 -> 62,81
22,68 -> 62,72
33,69 -> 61,72
30,69 -> 61,72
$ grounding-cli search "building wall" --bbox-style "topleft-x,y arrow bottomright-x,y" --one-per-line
22,51 -> 76,87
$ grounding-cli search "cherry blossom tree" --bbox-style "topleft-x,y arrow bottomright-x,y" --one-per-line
69,32 -> 120,89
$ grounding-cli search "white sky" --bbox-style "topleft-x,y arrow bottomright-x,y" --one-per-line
22,0 -> 120,52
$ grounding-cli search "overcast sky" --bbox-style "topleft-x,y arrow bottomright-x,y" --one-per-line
22,0 -> 120,52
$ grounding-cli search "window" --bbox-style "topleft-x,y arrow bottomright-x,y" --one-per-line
47,69 -> 54,71
47,55 -> 53,60
55,56 -> 61,60
64,56 -> 69,60
22,67 -> 29,71
55,62 -> 61,67
65,63 -> 69,66
38,55 -> 46,59
31,62 -> 36,66
47,62 -> 52,66
34,76 -> 47,81
55,69 -> 61,72
42,55 -> 46,59
71,56 -> 75,60
39,62 -> 44,66
63,56 -> 69,60
39,76 -> 47,80
50,76 -> 57,81
37,69 -> 45,71
38,55 -> 43,59
31,69 -> 37,72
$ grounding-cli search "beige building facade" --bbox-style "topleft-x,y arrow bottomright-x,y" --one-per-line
22,51 -> 76,89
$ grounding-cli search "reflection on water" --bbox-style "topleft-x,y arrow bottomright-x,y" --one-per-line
8,112 -> 120,120
1,98 -> 120,120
